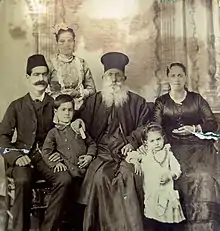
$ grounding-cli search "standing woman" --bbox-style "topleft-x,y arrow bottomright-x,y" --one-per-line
48,23 -> 96,110
153,62 -> 220,231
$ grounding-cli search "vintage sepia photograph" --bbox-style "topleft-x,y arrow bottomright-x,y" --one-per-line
0,0 -> 220,230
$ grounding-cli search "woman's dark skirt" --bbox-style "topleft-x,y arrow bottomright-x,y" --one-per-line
171,141 -> 220,231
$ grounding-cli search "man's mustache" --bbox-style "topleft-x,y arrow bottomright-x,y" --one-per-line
33,80 -> 48,86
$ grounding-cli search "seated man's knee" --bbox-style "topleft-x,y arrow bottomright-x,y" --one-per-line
54,171 -> 72,188
13,167 -> 32,187
15,177 -> 32,188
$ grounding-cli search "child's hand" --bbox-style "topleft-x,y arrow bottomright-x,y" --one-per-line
49,152 -> 61,162
54,163 -> 67,173
78,155 -> 93,169
130,159 -> 142,176
160,172 -> 171,185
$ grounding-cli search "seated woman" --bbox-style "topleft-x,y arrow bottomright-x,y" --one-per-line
152,62 -> 220,231
48,23 -> 96,110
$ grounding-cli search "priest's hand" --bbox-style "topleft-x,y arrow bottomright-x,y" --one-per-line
137,144 -> 148,155
121,143 -> 134,156
78,155 -> 93,168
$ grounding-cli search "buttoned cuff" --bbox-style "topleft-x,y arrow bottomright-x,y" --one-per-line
86,153 -> 96,160
86,146 -> 97,157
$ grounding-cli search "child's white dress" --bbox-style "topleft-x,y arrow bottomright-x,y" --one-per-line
126,144 -> 185,223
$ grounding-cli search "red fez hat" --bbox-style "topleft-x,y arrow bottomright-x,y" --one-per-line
101,52 -> 129,73
26,54 -> 49,76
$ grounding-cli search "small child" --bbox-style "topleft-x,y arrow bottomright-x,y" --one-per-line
126,123 -> 185,224
42,94 -> 97,178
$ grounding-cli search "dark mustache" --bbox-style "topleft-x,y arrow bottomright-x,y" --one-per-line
34,80 -> 47,86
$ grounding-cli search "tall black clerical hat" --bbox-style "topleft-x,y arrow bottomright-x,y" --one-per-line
101,52 -> 129,73
26,54 -> 49,75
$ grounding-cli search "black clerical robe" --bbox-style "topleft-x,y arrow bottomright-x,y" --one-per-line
78,91 -> 151,231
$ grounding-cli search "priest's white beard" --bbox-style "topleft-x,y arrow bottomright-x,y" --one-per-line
101,81 -> 129,108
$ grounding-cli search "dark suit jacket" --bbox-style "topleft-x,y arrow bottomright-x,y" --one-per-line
0,93 -> 54,174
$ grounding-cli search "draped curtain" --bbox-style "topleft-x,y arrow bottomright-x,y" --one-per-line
35,0 -> 220,110
31,0 -> 220,109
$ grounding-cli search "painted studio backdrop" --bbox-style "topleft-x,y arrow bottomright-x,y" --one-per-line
0,0 -> 220,194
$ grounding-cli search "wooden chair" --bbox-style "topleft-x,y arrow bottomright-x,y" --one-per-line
4,176 -> 51,231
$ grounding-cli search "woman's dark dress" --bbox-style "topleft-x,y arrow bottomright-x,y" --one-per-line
153,91 -> 220,231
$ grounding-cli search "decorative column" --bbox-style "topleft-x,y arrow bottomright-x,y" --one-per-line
156,1 -> 176,96
214,0 -> 220,82
25,0 -> 52,55
202,0 -> 219,111
152,1 -> 163,97
40,0 -> 55,59
32,17 -> 40,53
206,0 -> 216,87
186,0 -> 200,92
182,0 -> 188,70
25,0 -> 40,53
212,0 -> 220,112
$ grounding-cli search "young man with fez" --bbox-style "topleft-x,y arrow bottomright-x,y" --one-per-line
0,54 -> 72,231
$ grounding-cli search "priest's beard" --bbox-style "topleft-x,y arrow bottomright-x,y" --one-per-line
101,81 -> 129,108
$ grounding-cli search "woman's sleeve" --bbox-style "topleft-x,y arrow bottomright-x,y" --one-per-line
85,131 -> 97,157
82,60 -> 96,98
0,101 -> 22,165
152,97 -> 164,125
47,59 -> 61,98
198,94 -> 218,132
169,151 -> 182,180
126,97 -> 151,149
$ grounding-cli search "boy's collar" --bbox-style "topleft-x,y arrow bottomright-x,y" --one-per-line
55,121 -> 86,139
55,122 -> 71,130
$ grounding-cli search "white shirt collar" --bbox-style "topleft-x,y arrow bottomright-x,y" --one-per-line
29,92 -> 45,102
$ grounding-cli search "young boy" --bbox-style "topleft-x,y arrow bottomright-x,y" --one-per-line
41,94 -> 97,231
42,94 -> 96,177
